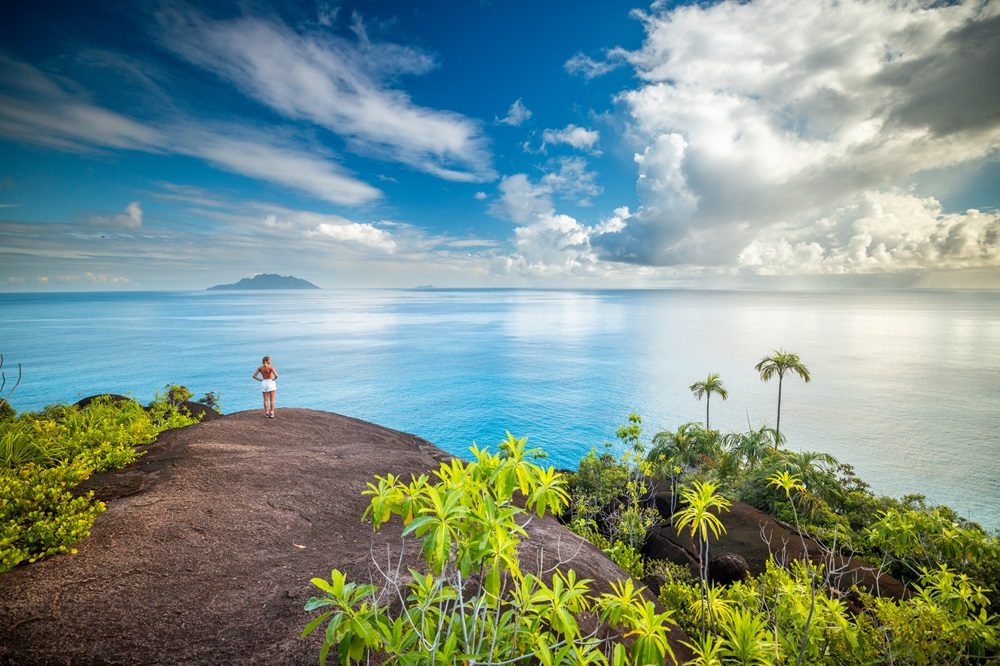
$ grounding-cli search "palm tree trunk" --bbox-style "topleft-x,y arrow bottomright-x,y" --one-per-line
706,394 -> 711,430
776,375 -> 783,440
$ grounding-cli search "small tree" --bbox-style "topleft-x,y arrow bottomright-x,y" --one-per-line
673,480 -> 731,636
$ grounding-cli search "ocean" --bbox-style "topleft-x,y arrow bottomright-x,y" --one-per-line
1,288 -> 998,531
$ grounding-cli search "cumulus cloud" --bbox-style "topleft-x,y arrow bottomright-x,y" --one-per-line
498,99 -> 532,127
492,165 -> 623,277
541,124 -> 601,153
90,201 -> 143,228
738,191 -> 1000,275
155,6 -> 494,182
541,157 -> 603,203
591,0 -> 1000,277
0,56 -> 381,206
306,221 -> 397,253
474,191 -> 487,201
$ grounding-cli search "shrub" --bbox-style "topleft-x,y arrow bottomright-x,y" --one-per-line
0,460 -> 103,571
304,434 -> 680,665
1,394 -> 200,572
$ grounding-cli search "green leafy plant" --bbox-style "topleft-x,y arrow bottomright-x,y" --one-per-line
304,434 -> 680,665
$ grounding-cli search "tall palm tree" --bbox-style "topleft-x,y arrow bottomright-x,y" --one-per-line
689,372 -> 729,430
754,350 -> 811,440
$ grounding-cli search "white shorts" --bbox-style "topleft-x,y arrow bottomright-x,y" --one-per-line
261,379 -> 276,393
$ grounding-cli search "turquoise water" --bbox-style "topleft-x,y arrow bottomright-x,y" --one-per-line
2,289 -> 998,530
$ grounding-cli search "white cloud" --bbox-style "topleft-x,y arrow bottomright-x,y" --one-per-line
564,49 -> 628,79
155,7 -> 494,182
492,159 -> 603,223
83,272 -> 131,284
0,55 -> 162,152
306,221 -> 397,253
738,191 -> 1000,275
498,99 -> 532,127
0,56 -> 382,206
177,129 -> 381,206
541,124 -> 601,153
474,191 -> 487,201
591,0 -> 1000,276
541,157 -> 602,202
90,201 -> 143,228
491,168 -> 624,278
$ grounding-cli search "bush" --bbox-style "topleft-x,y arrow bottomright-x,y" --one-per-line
0,460 -> 103,571
304,434 -> 680,665
1,394 -> 200,572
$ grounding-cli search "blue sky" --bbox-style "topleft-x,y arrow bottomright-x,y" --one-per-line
1,0 -> 998,290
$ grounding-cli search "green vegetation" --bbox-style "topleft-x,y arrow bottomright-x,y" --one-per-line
304,434 -> 681,665
556,353 -> 999,665
1,392 -> 202,572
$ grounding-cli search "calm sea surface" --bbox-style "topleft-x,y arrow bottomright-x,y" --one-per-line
1,289 -> 998,530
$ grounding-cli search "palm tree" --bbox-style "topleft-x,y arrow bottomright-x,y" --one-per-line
651,422 -> 722,470
754,350 -> 811,440
722,425 -> 783,470
689,372 -> 729,430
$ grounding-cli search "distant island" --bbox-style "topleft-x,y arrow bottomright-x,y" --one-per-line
207,274 -> 320,290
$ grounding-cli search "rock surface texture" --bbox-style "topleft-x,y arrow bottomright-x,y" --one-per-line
0,409 -> 691,665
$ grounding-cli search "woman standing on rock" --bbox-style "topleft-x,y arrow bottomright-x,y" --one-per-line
253,356 -> 278,418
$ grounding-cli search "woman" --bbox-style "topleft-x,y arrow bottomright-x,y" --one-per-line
252,356 -> 278,418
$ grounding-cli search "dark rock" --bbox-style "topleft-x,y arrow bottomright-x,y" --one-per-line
0,409 -> 692,665
177,400 -> 223,421
709,553 -> 750,585
641,574 -> 666,597
642,524 -> 699,570
652,490 -> 680,521
660,500 -> 908,600
73,394 -> 136,409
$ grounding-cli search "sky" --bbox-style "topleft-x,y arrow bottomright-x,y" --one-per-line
1,0 -> 998,290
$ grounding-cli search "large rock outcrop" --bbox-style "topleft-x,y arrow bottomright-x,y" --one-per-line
0,409 -> 691,664
644,488 -> 908,600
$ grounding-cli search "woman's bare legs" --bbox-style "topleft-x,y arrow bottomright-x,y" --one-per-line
262,391 -> 269,416
265,390 -> 276,417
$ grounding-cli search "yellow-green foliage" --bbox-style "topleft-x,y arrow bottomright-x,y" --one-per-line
0,460 -> 102,571
1,395 -> 199,572
304,434 -> 680,666
656,558 -> 999,665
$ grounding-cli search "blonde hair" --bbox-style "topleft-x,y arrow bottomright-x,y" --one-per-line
262,356 -> 270,364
